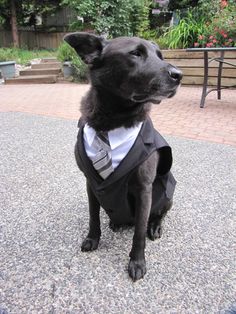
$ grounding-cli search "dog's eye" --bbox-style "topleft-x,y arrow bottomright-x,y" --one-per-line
156,51 -> 163,60
129,50 -> 142,57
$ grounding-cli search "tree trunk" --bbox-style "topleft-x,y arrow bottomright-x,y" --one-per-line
10,0 -> 19,48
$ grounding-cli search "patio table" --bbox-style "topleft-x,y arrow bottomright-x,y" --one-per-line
186,47 -> 236,108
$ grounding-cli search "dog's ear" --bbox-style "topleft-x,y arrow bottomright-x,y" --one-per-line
64,32 -> 107,64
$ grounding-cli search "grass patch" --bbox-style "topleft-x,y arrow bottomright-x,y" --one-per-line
0,48 -> 57,65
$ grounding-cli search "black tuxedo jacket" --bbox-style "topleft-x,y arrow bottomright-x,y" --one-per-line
75,118 -> 176,225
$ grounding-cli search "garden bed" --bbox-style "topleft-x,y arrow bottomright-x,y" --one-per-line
163,49 -> 236,86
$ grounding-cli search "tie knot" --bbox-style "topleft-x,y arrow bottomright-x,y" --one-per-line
97,131 -> 110,146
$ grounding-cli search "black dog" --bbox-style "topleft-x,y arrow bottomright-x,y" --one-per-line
64,32 -> 182,281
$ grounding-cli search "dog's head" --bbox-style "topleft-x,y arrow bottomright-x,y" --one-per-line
64,32 -> 182,104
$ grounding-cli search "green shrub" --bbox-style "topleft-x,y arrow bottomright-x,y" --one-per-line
57,42 -> 75,62
57,42 -> 88,82
160,0 -> 236,49
160,9 -> 207,49
62,0 -> 152,38
154,36 -> 170,49
71,56 -> 88,82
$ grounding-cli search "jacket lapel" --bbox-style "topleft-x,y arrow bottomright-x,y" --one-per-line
77,118 -> 156,189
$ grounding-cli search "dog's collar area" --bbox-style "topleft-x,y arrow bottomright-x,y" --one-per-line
83,122 -> 143,170
84,122 -> 143,149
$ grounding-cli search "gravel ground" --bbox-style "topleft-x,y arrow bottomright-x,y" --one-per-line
0,112 -> 235,314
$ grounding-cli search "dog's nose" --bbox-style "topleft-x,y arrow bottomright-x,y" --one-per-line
168,66 -> 183,82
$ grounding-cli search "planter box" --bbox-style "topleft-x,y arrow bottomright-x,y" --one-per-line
0,61 -> 16,78
162,49 -> 236,86
62,61 -> 74,78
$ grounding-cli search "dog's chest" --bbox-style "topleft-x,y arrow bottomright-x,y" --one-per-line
83,123 -> 143,169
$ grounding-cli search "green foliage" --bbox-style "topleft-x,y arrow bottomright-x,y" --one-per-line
195,30 -> 235,48
0,0 -> 61,27
161,9 -> 207,49
57,42 -> 87,82
139,29 -> 158,41
71,56 -> 88,82
131,0 -> 152,38
62,0 -> 151,38
0,47 -> 56,65
0,0 -> 9,26
212,1 -> 236,37
160,0 -> 236,48
194,0 -> 236,47
57,41 -> 75,62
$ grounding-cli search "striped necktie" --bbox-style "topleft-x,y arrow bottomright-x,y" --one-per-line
92,131 -> 114,179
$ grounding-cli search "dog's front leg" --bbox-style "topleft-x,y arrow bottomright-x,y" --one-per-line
128,152 -> 158,281
81,181 -> 101,252
128,184 -> 152,281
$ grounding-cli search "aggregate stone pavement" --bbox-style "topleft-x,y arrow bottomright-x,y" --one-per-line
0,112 -> 235,314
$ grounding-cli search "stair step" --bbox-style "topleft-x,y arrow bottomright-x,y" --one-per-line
5,75 -> 57,84
41,57 -> 58,63
31,62 -> 61,69
20,68 -> 61,76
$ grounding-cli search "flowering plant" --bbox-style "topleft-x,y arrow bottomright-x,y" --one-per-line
194,28 -> 234,48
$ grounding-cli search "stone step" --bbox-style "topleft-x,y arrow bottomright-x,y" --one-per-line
40,57 -> 58,63
31,62 -> 61,69
5,75 -> 57,84
20,68 -> 61,76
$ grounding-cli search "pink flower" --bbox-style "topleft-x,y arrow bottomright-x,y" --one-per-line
228,38 -> 233,42
206,42 -> 213,47
223,34 -> 228,38
221,0 -> 228,8
194,42 -> 199,47
213,39 -> 217,43
198,35 -> 204,40
209,35 -> 214,40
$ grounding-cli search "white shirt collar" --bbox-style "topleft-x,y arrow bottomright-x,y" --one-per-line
83,123 -> 143,150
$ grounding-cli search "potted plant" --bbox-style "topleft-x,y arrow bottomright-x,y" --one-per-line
57,42 -> 88,81
57,42 -> 75,77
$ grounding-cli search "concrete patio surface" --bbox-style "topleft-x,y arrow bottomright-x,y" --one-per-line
0,84 -> 235,146
0,84 -> 236,313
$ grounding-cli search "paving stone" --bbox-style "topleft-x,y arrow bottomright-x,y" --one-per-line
0,85 -> 235,145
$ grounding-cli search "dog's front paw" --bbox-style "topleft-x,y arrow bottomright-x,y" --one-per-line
128,258 -> 146,282
147,223 -> 162,241
81,237 -> 99,252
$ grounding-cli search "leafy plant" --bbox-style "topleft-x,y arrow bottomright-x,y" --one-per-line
57,42 -> 88,82
160,0 -> 236,48
193,0 -> 235,48
61,0 -> 151,38
57,41 -> 75,62
194,29 -> 235,48
131,0 -> 152,38
161,9 -> 207,49
212,1 -> 236,38
71,56 -> 88,82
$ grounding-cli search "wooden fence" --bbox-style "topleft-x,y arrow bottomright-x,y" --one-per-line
163,49 -> 236,86
0,30 -> 66,49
